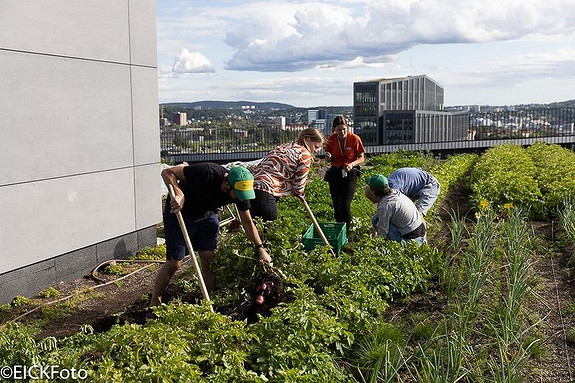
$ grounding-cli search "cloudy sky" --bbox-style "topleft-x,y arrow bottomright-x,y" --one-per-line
156,0 -> 575,108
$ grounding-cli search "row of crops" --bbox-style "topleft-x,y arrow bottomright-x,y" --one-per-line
2,143 -> 575,381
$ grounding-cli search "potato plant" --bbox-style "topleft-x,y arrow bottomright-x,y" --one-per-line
470,143 -> 575,220
526,142 -> 575,219
470,145 -> 542,218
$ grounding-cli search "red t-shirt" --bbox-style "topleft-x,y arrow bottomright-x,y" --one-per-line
324,132 -> 365,167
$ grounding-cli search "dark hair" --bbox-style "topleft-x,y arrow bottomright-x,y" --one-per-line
332,115 -> 347,130
373,185 -> 392,197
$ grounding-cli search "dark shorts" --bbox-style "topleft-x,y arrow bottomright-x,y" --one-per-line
249,189 -> 279,221
163,211 -> 219,260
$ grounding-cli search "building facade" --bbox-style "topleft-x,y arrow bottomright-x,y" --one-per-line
353,75 -> 466,145
176,112 -> 188,127
382,110 -> 469,144
0,1 -> 160,303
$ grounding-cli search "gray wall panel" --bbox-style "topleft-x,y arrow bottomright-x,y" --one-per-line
0,169 -> 137,274
135,164 -> 162,230
129,0 -> 157,67
0,51 -> 133,185
0,0 -> 160,300
0,0 -> 130,63
131,66 -> 160,166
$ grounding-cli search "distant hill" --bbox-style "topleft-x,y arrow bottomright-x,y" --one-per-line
546,99 -> 575,108
161,101 -> 295,110
161,99 -> 575,111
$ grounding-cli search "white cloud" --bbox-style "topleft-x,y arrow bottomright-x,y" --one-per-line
458,49 -> 575,88
171,48 -> 215,75
157,1 -> 575,106
221,0 -> 575,72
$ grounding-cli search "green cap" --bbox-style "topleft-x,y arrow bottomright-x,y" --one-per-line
365,174 -> 389,191
227,166 -> 255,200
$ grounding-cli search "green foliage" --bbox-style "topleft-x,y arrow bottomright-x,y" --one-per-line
526,142 -> 575,219
410,321 -> 435,343
349,322 -> 409,383
566,327 -> 575,346
469,144 -> 575,220
0,323 -> 41,366
38,287 -> 61,299
559,197 -> 575,244
470,145 -> 542,218
11,295 -> 31,307
434,153 -> 478,194
41,301 -> 75,321
250,289 -> 355,381
103,263 -> 126,276
132,244 -> 166,260
0,151 -> 465,381
367,151 -> 439,171
49,303 -> 264,382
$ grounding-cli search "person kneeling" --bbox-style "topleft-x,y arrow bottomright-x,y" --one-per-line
364,174 -> 427,246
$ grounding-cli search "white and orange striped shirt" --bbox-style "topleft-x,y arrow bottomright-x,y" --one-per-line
253,141 -> 312,198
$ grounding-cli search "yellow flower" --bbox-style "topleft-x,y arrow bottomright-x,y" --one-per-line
479,199 -> 490,211
503,202 -> 513,211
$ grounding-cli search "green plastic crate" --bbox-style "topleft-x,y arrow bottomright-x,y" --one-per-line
302,222 -> 347,254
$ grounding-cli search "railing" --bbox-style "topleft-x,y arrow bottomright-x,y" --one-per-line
161,126 -> 304,157
160,107 -> 575,163
469,107 -> 574,141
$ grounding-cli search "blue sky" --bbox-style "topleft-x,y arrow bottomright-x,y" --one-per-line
156,0 -> 575,108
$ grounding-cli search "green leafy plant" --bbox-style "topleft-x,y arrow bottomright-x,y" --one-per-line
103,263 -> 126,276
11,296 -> 31,307
132,244 -> 166,260
527,143 -> 575,219
38,287 -> 61,299
470,145 -> 542,218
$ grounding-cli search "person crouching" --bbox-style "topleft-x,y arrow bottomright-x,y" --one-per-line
364,174 -> 427,246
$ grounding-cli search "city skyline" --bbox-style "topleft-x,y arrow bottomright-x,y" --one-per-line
157,0 -> 575,108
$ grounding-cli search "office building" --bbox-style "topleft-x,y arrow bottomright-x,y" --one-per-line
308,109 -> 328,133
176,112 -> 188,127
273,116 -> 286,129
353,75 -> 467,145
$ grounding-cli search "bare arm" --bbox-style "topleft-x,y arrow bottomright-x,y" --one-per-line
238,209 -> 272,264
161,164 -> 187,213
345,152 -> 365,171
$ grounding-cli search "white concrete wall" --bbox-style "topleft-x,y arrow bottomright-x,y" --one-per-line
0,0 -> 160,274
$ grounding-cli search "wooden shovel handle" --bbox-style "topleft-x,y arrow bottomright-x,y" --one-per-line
168,185 -> 213,311
300,198 -> 336,256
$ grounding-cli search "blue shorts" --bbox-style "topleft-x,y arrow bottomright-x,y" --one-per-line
163,211 -> 219,260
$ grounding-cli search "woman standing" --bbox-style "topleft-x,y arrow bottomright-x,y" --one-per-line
324,115 -> 365,231
250,128 -> 324,221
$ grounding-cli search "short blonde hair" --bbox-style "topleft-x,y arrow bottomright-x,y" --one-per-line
297,128 -> 324,145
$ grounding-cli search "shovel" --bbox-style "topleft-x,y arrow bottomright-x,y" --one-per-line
168,185 -> 214,312
301,198 -> 336,257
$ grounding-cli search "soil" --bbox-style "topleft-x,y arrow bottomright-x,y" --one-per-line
2,182 -> 575,381
525,222 -> 575,382
2,261 -> 185,339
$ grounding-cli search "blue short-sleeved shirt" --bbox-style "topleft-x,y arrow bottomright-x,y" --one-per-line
387,167 -> 432,197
